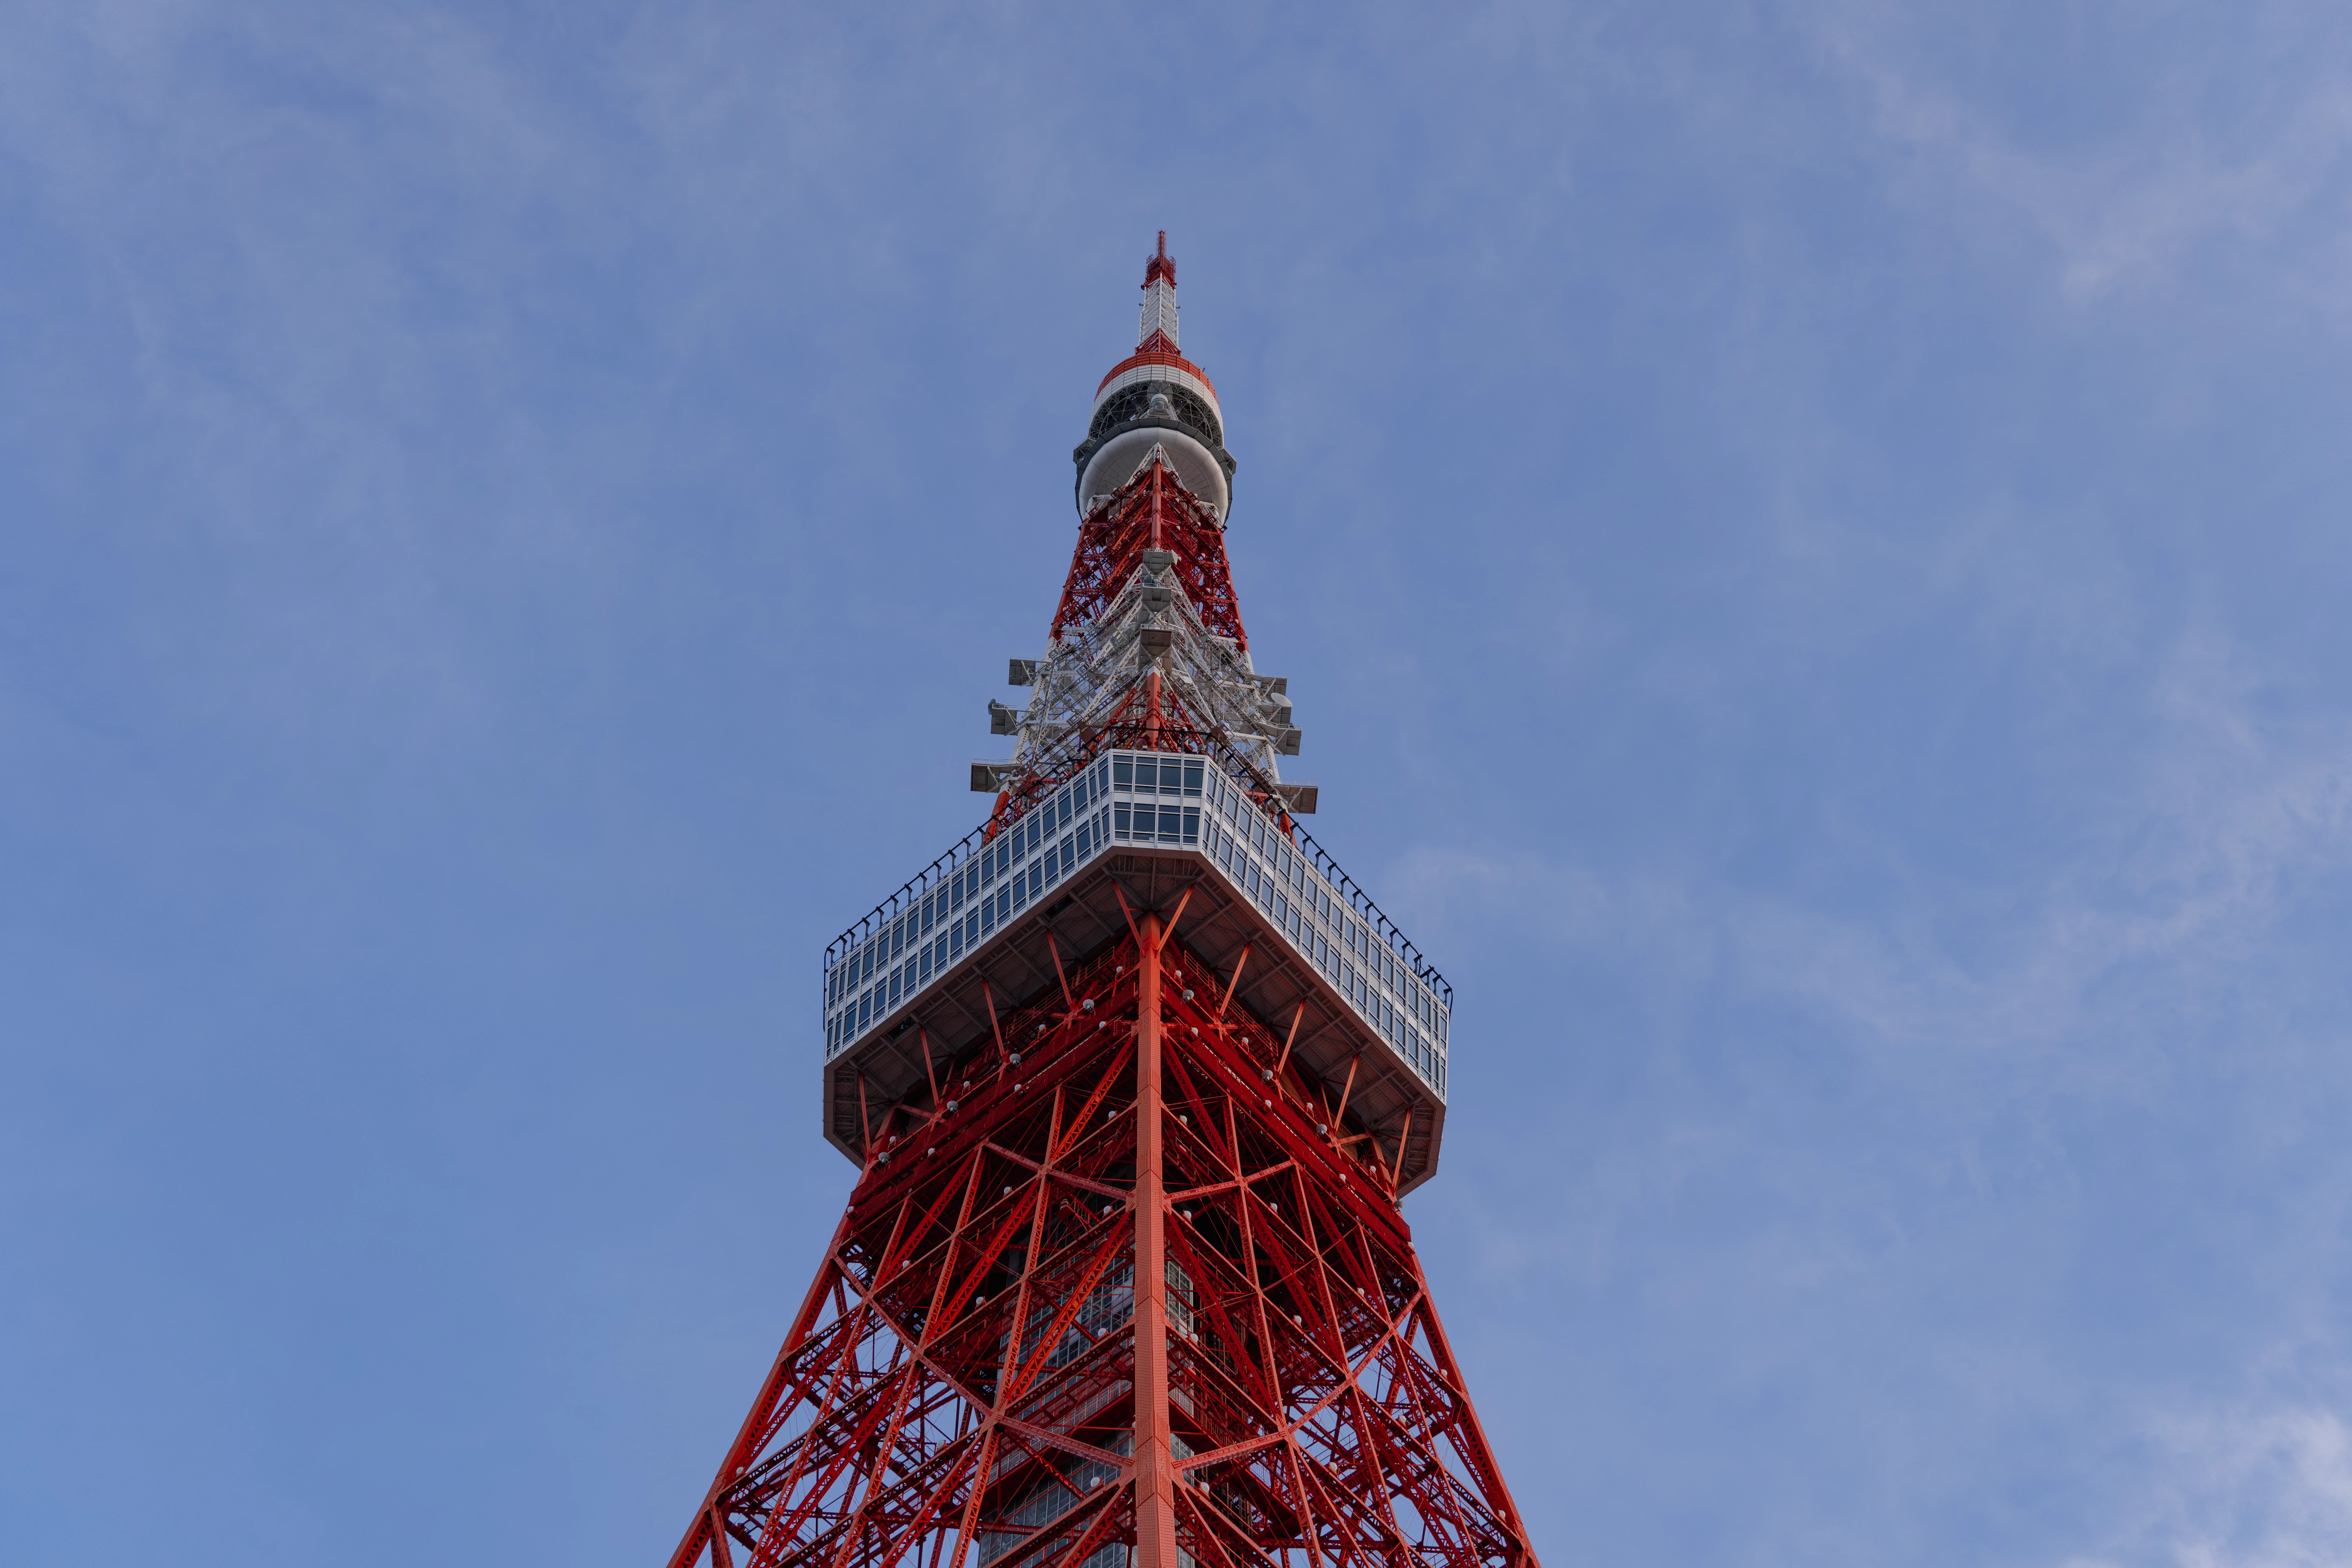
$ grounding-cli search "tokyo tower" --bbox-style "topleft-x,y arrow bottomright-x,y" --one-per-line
662,234 -> 1539,1568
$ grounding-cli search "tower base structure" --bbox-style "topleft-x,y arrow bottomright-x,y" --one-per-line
666,892 -> 1535,1568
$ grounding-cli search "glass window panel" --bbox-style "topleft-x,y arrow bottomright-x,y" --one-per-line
1135,760 -> 1157,790
1183,807 -> 1200,842
996,887 -> 1010,924
1114,802 -> 1131,837
950,921 -> 964,958
858,991 -> 871,1029
982,897 -> 996,935
1184,762 -> 1203,793
1076,821 -> 1092,857
1113,758 -> 1133,788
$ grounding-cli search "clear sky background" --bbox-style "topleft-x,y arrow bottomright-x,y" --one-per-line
7,4 -> 2352,1564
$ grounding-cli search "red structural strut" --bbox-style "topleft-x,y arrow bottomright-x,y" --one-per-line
664,928 -> 1538,1568
1051,456 -> 1246,652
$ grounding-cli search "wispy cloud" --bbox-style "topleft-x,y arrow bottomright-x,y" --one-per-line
1812,6 -> 2352,308
2069,1404 -> 2352,1568
1395,627 -> 2352,1087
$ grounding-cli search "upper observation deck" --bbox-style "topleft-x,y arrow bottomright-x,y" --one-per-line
819,750 -> 1454,1192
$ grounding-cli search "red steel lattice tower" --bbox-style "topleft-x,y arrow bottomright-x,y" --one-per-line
664,236 -> 1538,1568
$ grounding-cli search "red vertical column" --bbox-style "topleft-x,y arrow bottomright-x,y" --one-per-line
1132,913 -> 1180,1568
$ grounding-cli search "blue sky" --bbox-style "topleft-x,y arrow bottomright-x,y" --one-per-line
7,4 -> 2352,1564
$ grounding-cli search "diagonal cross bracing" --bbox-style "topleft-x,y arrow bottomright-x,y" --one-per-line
668,927 -> 1535,1568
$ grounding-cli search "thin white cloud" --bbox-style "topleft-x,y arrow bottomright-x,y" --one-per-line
1391,627 -> 2352,1089
2066,1403 -> 2352,1568
1811,5 -> 2352,309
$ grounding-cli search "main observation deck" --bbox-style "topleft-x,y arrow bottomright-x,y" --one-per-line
820,750 -> 1454,1192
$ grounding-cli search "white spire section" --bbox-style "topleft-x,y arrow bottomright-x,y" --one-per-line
1139,230 -> 1180,347
1140,278 -> 1179,347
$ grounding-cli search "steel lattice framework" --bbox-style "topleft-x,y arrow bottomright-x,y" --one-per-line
662,236 -> 1537,1568
1051,457 -> 1247,652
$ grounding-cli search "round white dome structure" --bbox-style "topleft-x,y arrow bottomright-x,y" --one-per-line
1078,419 -> 1230,515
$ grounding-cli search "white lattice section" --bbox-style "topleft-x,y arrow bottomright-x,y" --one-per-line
1139,279 -> 1180,347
